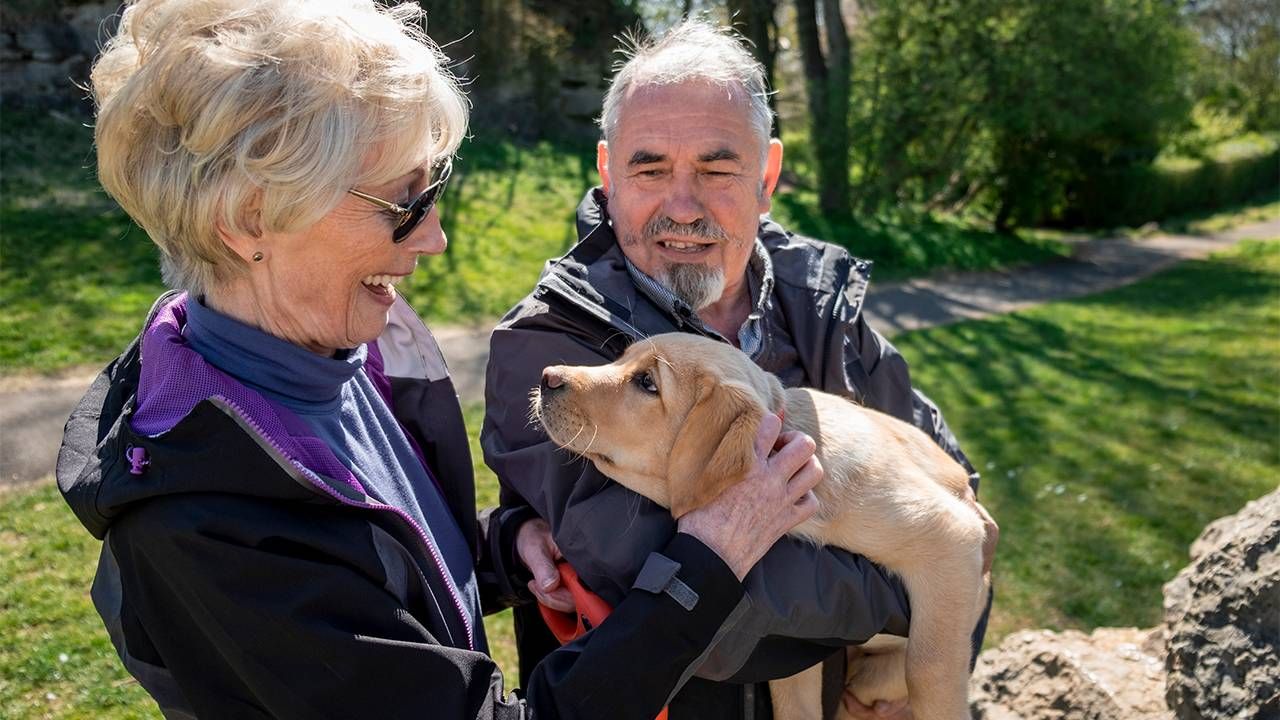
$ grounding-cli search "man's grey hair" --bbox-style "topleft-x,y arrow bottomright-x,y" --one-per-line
599,19 -> 773,154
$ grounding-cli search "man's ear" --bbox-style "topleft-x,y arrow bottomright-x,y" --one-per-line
758,138 -> 784,215
597,140 -> 612,194
667,379 -> 763,518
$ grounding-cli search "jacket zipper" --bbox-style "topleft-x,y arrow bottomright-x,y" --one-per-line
134,293 -> 475,650
210,395 -> 477,652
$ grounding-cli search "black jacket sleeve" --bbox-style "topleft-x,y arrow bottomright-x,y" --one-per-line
108,493 -> 742,720
476,503 -> 541,613
482,324 -> 912,683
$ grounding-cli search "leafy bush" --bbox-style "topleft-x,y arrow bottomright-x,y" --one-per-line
845,0 -> 1194,230
1060,134 -> 1279,228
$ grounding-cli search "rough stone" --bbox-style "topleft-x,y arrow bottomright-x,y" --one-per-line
1163,489 -> 1280,720
1,3 -> 113,106
969,627 -> 1171,720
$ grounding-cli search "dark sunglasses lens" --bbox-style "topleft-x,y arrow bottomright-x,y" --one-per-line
391,165 -> 450,243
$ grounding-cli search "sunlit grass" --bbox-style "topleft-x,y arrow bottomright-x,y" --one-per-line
894,239 -> 1280,637
0,483 -> 158,719
0,110 -> 592,375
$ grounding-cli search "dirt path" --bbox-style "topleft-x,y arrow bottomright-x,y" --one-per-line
3,218 -> 1276,489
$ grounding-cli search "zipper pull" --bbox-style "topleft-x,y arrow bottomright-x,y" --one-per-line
125,445 -> 150,476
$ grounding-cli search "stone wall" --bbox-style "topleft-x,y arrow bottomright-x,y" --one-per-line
0,3 -> 119,110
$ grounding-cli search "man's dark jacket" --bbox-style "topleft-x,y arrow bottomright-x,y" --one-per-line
57,291 -> 748,719
482,189 -> 984,719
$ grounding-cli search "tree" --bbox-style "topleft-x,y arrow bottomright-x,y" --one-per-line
1184,0 -> 1280,131
796,0 -> 852,217
845,0 -> 1193,229
727,0 -> 782,135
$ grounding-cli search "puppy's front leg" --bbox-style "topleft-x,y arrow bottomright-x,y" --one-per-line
770,663 -> 824,720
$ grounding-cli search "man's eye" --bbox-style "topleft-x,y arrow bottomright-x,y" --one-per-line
634,371 -> 659,394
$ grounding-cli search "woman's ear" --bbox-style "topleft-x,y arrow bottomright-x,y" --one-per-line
215,191 -> 265,264
667,379 -> 763,518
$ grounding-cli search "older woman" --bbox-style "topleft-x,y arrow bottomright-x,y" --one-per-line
56,1 -> 822,718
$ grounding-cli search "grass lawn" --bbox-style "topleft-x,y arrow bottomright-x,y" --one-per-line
0,109 -> 594,375
894,239 -> 1280,636
4,239 -> 1277,717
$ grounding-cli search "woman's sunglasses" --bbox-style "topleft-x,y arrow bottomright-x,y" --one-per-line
348,159 -> 453,243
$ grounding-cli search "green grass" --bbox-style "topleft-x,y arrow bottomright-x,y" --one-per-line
1161,196 -> 1280,236
5,240 -> 1277,716
894,239 -> 1280,637
771,193 -> 1073,282
0,109 -> 593,376
0,484 -> 156,718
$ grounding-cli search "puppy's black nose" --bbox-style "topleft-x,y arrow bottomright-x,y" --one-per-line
541,367 -> 566,394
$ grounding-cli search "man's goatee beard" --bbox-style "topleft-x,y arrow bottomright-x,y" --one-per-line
660,263 -> 725,311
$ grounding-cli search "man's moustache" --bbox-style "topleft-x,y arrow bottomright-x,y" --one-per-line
642,217 -> 729,241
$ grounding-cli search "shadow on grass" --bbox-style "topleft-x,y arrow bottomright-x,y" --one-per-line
1155,188 -> 1280,236
771,194 -> 1070,282
894,242 -> 1280,633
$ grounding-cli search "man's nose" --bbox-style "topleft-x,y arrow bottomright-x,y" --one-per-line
663,173 -> 705,225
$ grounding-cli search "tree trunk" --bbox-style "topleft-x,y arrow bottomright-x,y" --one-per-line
796,0 -> 852,217
727,0 -> 781,135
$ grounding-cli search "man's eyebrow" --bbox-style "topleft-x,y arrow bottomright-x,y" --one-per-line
628,150 -> 666,166
699,148 -> 741,163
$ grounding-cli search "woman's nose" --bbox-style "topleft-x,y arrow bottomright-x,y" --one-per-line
406,207 -> 447,255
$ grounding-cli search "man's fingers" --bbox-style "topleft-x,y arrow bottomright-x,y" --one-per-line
528,581 -> 575,613
788,456 -> 823,497
770,431 -> 817,476
753,413 -> 783,458
524,547 -> 561,592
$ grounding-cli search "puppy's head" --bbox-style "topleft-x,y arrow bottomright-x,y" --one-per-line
532,333 -> 784,517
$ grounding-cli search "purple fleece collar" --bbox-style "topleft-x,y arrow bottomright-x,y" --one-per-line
131,293 -> 366,495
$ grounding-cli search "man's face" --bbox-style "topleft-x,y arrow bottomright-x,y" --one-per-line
598,81 -> 782,311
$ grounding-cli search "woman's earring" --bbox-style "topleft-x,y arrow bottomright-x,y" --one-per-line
252,251 -> 264,263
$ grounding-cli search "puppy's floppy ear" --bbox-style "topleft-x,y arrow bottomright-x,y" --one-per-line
667,378 -> 764,518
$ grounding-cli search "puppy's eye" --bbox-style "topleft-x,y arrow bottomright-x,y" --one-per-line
634,371 -> 659,395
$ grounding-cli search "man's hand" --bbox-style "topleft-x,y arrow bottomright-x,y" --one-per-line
676,413 -> 822,579
842,694 -> 913,719
961,486 -> 999,578
515,518 -> 575,612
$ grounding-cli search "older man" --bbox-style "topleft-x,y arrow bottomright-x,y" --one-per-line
482,20 -> 994,720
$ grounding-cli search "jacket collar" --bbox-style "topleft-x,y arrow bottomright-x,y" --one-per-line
546,188 -> 872,338
131,293 -> 365,493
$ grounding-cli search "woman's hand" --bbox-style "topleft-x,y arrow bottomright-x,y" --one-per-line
677,413 -> 823,579
515,518 -> 575,612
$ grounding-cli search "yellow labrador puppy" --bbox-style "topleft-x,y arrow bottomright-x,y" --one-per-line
532,333 -> 988,720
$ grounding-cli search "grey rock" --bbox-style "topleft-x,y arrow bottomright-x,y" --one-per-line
1163,489 -> 1280,720
969,627 -> 1170,720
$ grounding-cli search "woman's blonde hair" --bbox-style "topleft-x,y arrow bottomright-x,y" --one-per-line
91,0 -> 468,295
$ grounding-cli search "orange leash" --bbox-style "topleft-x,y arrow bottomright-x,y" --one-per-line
538,561 -> 670,720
